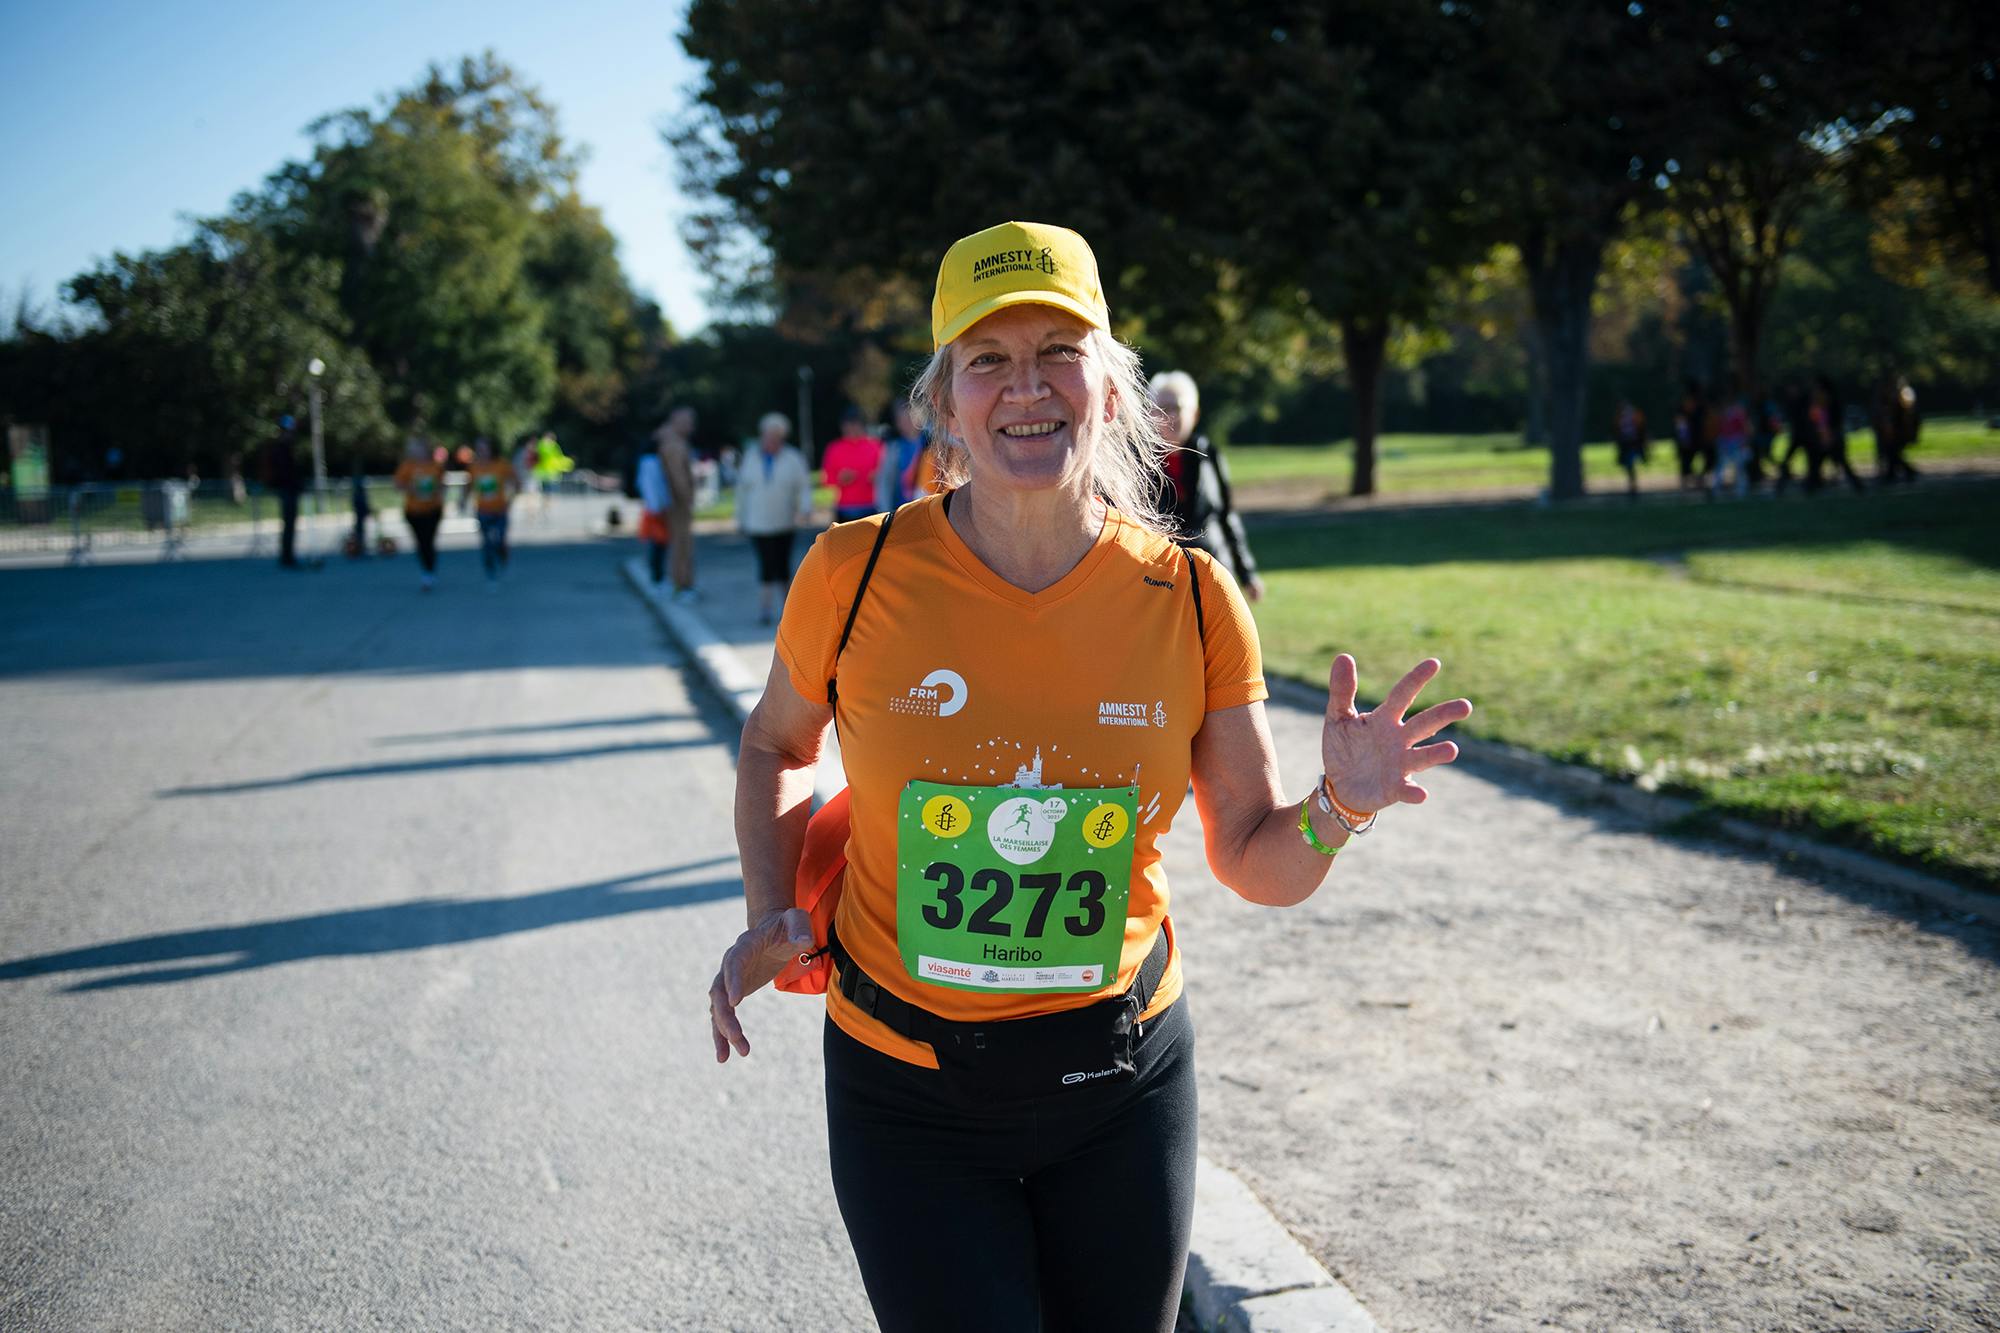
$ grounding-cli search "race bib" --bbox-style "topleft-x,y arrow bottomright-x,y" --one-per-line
478,474 -> 499,495
416,475 -> 437,498
896,779 -> 1137,994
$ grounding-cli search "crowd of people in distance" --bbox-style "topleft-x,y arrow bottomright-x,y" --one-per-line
630,373 -> 1266,626
1613,374 -> 1923,500
257,420 -> 574,586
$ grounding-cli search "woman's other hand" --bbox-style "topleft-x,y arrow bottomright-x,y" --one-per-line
1320,654 -> 1471,814
708,907 -> 815,1063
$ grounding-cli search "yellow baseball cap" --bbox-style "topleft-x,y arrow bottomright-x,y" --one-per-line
930,221 -> 1109,349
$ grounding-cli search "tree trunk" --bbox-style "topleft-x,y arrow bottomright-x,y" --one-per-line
1341,314 -> 1388,498
1521,231 -> 1606,501
1522,320 -> 1550,445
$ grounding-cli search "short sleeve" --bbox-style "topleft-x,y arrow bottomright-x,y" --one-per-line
1191,548 -> 1267,713
775,532 -> 842,705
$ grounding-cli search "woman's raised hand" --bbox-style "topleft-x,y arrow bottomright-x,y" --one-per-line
1320,654 -> 1472,815
708,906 -> 814,1064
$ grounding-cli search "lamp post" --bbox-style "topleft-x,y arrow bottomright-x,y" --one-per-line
306,357 -> 327,516
797,364 -> 815,461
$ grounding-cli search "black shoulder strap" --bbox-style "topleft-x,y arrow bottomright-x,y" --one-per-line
827,505 -> 897,706
1183,543 -> 1206,646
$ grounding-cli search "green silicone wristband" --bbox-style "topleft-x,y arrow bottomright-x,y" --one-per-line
1297,798 -> 1343,857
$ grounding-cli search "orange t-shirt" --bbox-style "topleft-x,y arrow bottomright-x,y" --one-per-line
394,460 -> 447,514
776,493 -> 1267,1066
469,461 -> 514,514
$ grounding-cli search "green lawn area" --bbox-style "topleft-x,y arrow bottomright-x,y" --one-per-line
1248,480 -> 2000,887
1227,416 -> 2000,496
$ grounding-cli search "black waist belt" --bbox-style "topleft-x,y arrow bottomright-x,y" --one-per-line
829,924 -> 1173,1045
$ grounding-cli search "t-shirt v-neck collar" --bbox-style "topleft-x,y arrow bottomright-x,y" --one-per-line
925,491 -> 1123,610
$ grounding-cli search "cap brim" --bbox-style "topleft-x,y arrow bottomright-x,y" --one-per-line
936,290 -> 1108,349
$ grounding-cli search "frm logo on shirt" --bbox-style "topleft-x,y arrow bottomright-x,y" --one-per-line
1098,700 -> 1167,729
889,668 -> 969,719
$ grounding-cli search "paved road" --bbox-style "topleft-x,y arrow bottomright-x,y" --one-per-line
6,517 -> 1996,1333
0,540 -> 874,1329
667,526 -> 2000,1333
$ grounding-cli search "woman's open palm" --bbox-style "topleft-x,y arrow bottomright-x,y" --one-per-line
1321,655 -> 1472,814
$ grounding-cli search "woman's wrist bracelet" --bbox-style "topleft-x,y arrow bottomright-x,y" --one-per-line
1316,773 -> 1378,835
1297,798 -> 1344,857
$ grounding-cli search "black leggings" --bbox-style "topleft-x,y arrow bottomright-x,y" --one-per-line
824,998 -> 1197,1333
406,510 -> 441,573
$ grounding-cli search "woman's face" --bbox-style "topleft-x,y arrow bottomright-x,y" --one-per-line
945,304 -> 1112,497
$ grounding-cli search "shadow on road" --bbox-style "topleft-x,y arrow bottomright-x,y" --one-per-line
158,737 -> 709,797
0,540 -> 657,682
0,856 -> 743,991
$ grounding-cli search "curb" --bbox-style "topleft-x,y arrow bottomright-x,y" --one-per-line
1263,673 -> 1993,918
621,553 -> 1374,1333
622,556 -> 846,809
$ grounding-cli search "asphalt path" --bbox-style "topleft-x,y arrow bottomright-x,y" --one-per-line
0,539 -> 874,1329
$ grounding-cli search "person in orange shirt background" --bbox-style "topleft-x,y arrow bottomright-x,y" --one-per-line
392,437 -> 448,591
820,407 -> 884,522
706,221 -> 1473,1331
467,437 -> 517,583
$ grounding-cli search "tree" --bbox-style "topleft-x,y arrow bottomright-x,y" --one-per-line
31,218 -> 390,478
1766,184 -> 2000,393
526,194 -> 674,459
1218,1 -> 1509,494
1865,0 -> 2000,293
1473,0 -> 1688,499
674,0 -> 1272,391
675,0 -> 1515,494
253,55 -> 568,443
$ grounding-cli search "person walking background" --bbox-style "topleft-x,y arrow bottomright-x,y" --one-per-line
468,437 -> 517,582
876,399 -> 927,511
393,437 -> 447,591
1149,370 -> 1264,600
1712,390 -> 1751,499
260,415 -> 305,570
821,407 -> 884,523
1873,374 -> 1921,483
1613,399 -> 1648,499
651,407 -> 700,600
735,411 -> 815,624
1813,376 -> 1867,494
636,429 -> 675,587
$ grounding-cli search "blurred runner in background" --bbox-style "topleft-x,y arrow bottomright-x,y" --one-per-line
393,438 -> 447,591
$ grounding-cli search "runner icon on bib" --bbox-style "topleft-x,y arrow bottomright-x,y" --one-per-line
897,779 -> 1136,993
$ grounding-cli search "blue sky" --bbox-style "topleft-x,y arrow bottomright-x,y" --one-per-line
0,0 -> 714,332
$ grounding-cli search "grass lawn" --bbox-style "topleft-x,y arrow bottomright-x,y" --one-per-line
1248,479 -> 2000,888
1227,416 -> 2000,497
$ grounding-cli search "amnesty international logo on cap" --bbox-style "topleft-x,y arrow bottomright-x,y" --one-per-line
931,221 -> 1110,348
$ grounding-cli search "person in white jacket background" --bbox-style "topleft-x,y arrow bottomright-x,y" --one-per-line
735,412 -> 816,624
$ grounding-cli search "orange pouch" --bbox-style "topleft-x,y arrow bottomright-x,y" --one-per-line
775,787 -> 850,994
638,509 -> 671,545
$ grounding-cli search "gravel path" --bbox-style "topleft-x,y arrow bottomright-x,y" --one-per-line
1164,694 -> 1998,1332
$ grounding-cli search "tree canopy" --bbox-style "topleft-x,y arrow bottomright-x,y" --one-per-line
2,55 -> 665,481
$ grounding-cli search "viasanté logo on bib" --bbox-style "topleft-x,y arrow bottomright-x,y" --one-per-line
889,667 -> 968,719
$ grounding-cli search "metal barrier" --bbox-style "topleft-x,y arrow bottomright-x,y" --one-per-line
0,472 -> 623,563
0,480 -> 392,562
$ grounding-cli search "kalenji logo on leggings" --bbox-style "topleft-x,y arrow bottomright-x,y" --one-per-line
1061,1067 -> 1121,1086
